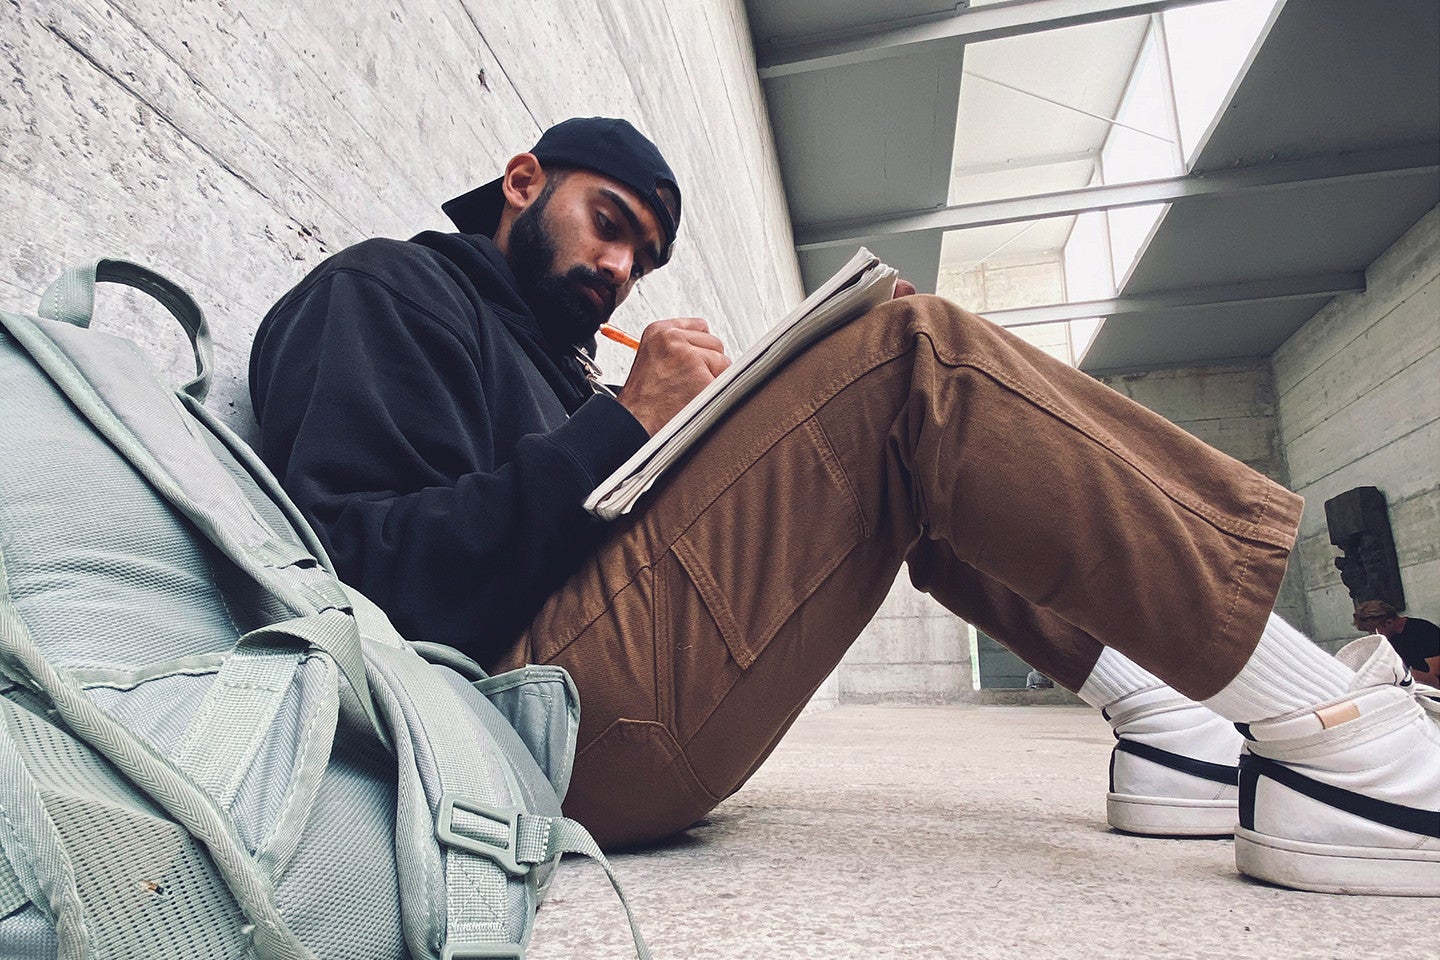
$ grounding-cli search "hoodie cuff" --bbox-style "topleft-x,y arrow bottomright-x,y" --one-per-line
546,394 -> 651,488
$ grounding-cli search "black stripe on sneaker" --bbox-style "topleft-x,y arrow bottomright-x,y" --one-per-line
1239,759 -> 1258,831
1239,754 -> 1440,839
1234,722 -> 1253,741
1114,738 -> 1239,785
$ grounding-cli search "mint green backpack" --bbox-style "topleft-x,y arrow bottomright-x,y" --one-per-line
0,261 -> 647,959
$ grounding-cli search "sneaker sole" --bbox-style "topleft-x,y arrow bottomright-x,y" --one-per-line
1107,792 -> 1236,837
1235,827 -> 1440,896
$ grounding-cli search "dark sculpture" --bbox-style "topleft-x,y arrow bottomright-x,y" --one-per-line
1325,486 -> 1405,611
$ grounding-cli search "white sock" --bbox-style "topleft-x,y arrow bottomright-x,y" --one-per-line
1203,613 -> 1355,723
1078,647 -> 1166,709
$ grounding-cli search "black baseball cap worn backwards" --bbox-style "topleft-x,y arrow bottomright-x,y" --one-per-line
443,117 -> 682,262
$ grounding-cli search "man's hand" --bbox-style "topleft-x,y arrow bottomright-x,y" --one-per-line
616,317 -> 731,435
1415,655 -> 1440,687
894,278 -> 917,298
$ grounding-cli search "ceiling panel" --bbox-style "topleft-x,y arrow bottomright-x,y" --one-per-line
950,156 -> 1098,206
938,217 -> 1075,267
746,0 -> 959,48
961,15 -> 1149,119
800,232 -> 942,298
950,18 -> 1147,205
1123,174 -> 1440,295
953,75 -> 1109,172
764,47 -> 963,226
1081,0 -> 1440,372
1191,0 -> 1440,170
1080,297 -> 1331,371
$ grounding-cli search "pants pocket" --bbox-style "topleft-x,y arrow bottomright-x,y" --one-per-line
671,419 -> 864,670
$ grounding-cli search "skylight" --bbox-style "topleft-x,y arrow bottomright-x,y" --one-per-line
937,0 -> 1285,366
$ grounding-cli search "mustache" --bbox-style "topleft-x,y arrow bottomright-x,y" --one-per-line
566,266 -> 618,316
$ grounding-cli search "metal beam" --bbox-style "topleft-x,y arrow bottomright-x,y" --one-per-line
950,147 -> 1099,178
980,273 -> 1367,329
757,0 -> 1222,80
794,143 -> 1440,251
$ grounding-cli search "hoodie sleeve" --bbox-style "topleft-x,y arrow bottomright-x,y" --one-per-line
249,264 -> 649,666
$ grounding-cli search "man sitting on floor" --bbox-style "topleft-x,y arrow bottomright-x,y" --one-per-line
249,117 -> 1439,896
1353,600 -> 1440,686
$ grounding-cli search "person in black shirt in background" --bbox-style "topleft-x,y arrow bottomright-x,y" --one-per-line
1354,600 -> 1440,685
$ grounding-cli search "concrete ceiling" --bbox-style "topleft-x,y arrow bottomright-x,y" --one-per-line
755,2 -> 962,295
1082,0 -> 1440,371
744,0 -> 1440,374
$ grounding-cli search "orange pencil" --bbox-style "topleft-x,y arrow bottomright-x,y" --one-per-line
599,323 -> 641,350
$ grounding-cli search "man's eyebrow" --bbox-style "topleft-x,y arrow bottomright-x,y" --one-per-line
599,187 -> 662,270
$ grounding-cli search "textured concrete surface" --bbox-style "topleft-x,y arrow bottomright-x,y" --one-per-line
841,574 -> 973,704
1,0 -> 804,438
1273,205 -> 1440,645
528,705 -> 1435,960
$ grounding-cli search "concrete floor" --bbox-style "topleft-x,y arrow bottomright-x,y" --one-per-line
527,705 -> 1435,960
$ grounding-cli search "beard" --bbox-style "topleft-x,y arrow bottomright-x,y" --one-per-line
507,191 -> 618,348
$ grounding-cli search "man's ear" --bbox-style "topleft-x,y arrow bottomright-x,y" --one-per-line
494,153 -> 547,254
501,153 -> 546,213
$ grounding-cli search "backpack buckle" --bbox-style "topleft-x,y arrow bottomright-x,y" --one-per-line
440,944 -> 525,960
435,793 -> 527,877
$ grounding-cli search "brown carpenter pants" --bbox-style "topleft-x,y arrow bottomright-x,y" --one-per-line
494,295 -> 1303,848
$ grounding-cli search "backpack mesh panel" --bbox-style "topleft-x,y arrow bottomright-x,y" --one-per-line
0,906 -> 58,959
0,685 -> 51,725
4,706 -> 249,959
48,794 -> 250,960
0,333 -> 240,670
6,704 -> 155,805
271,708 -> 404,960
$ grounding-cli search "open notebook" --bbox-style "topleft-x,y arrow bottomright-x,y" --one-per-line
585,247 -> 898,520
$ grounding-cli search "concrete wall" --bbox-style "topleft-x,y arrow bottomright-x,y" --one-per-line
1272,204 -> 1440,648
836,574 -> 971,703
1096,359 -> 1308,630
2,0 -> 803,434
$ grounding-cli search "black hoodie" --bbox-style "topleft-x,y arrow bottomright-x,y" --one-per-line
249,231 -> 649,666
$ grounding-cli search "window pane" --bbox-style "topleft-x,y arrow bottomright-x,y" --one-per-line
1063,208 -> 1115,302
937,222 -> 1069,313
1164,0 -> 1284,164
1099,27 -> 1179,284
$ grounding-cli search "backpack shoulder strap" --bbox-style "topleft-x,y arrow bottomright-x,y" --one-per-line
2,294 -> 383,745
364,643 -> 651,960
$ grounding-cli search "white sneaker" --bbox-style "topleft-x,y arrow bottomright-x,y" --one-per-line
1104,686 -> 1241,837
1234,635 -> 1440,896
1412,679 -> 1440,725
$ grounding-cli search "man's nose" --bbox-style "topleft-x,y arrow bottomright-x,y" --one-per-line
597,244 -> 633,285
